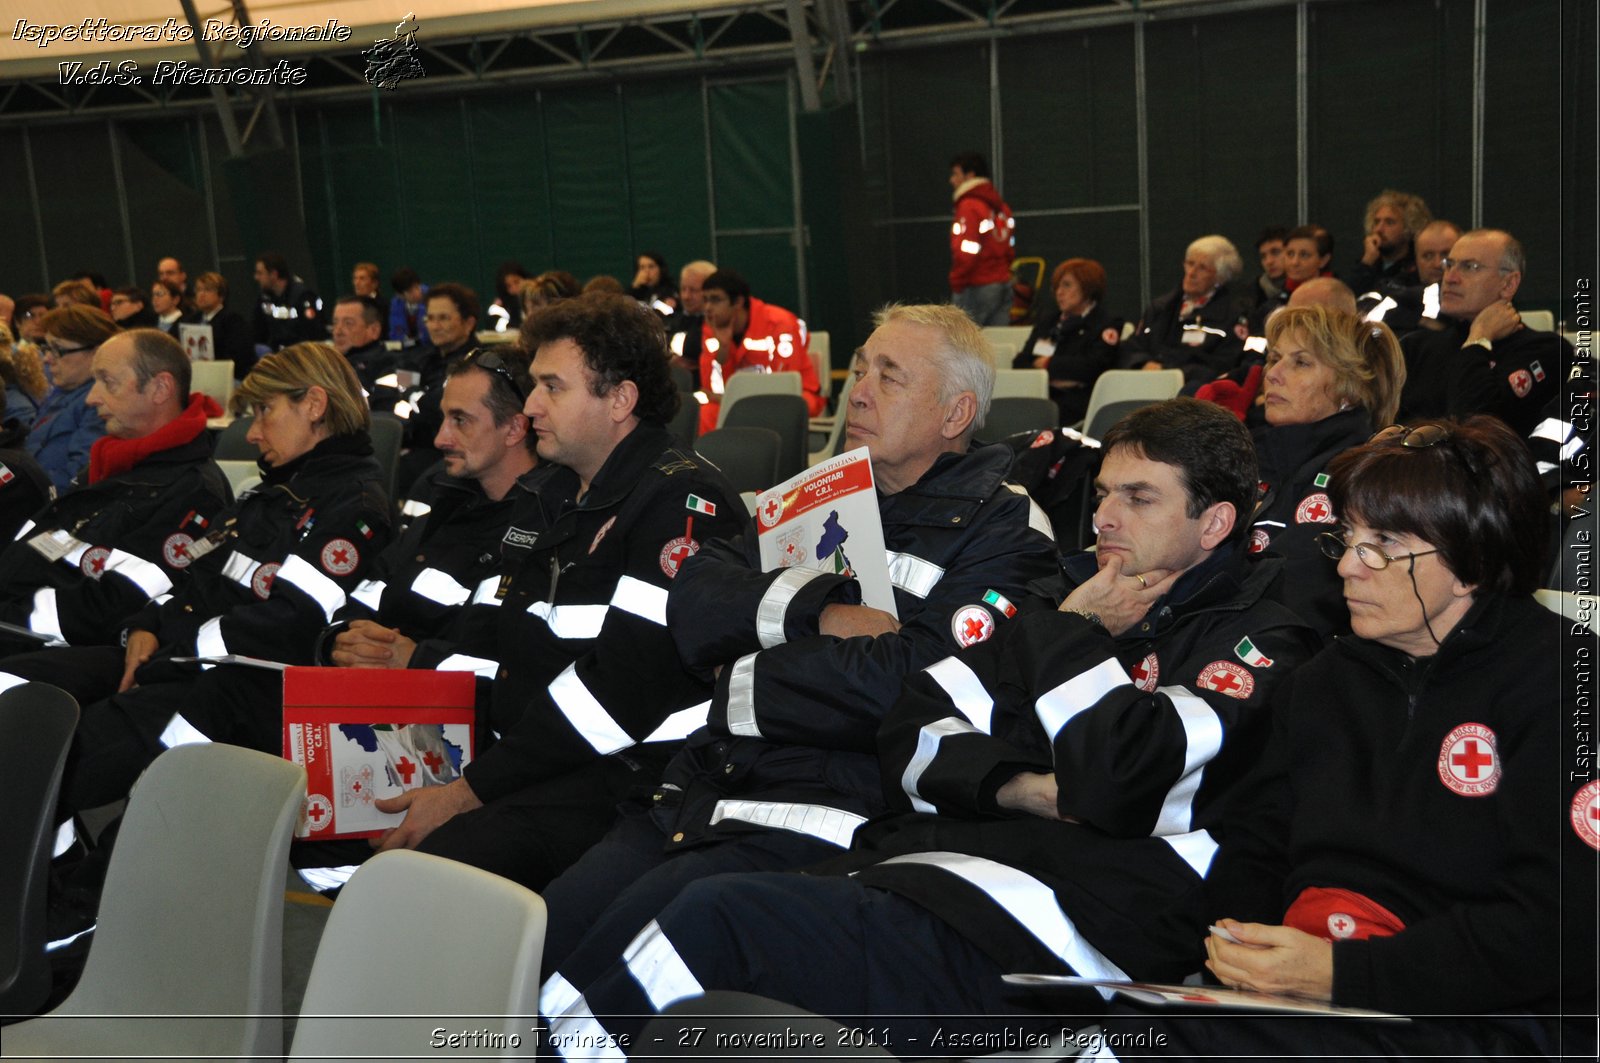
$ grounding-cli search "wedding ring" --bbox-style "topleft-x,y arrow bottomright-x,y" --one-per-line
1133,573 -> 1147,589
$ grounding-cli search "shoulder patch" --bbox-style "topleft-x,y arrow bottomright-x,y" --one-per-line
1101,326 -> 1120,346
1248,527 -> 1271,555
163,533 -> 195,569
320,538 -> 360,576
952,604 -> 995,647
1572,780 -> 1600,851
1129,652 -> 1159,693
252,561 -> 280,599
660,536 -> 699,577
1196,660 -> 1254,699
1294,492 -> 1336,524
1437,723 -> 1500,797
80,545 -> 111,579
1507,369 -> 1533,398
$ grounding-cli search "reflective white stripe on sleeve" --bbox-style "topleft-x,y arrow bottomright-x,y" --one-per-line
410,567 -> 472,607
0,671 -> 29,694
350,579 -> 387,611
622,919 -> 705,1012
709,799 -> 865,848
1163,828 -> 1219,877
13,519 -> 35,542
102,548 -> 173,597
902,717 -> 980,814
276,554 -> 348,622
756,566 -> 827,648
959,239 -> 982,255
724,651 -> 761,737
1531,417 -> 1573,445
643,701 -> 709,743
195,616 -> 228,659
549,663 -> 633,754
611,576 -> 668,626
528,601 -> 609,639
925,655 -> 995,731
1151,686 -> 1224,837
1005,483 -> 1057,540
1422,282 -> 1441,319
436,653 -> 499,679
297,865 -> 360,892
541,974 -> 627,1063
470,574 -> 504,606
1362,295 -> 1398,323
220,550 -> 261,590
885,551 -> 944,598
1537,460 -> 1559,476
159,712 -> 212,749
400,498 -> 432,519
61,536 -> 90,568
53,820 -> 77,858
1035,657 -> 1131,742
875,851 -> 1128,994
27,588 -> 64,641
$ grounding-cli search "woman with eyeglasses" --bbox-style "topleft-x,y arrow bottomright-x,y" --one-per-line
1243,305 -> 1405,637
1090,415 -> 1595,1061
26,305 -> 118,491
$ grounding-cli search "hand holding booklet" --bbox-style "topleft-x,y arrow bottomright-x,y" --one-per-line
1002,974 -> 1406,1020
754,446 -> 896,617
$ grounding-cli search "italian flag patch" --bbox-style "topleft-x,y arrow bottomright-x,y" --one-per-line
982,589 -> 1017,618
1233,636 -> 1273,668
1313,473 -> 1330,488
686,494 -> 718,516
356,520 -> 375,539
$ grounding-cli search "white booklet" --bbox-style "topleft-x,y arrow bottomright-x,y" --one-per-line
170,654 -> 288,671
1003,975 -> 1406,1021
178,322 -> 215,361
754,447 -> 896,618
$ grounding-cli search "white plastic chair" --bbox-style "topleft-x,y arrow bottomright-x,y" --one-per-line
809,329 -> 831,399
1521,309 -> 1555,333
982,325 -> 1034,365
715,370 -> 803,428
1078,369 -> 1185,437
190,358 -> 235,409
1535,588 -> 1600,634
287,849 -> 546,1061
808,371 -> 856,466
4,744 -> 305,1061
993,368 -> 1050,399
216,458 -> 263,496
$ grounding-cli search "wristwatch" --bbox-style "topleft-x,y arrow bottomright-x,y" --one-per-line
1465,336 -> 1493,353
1067,608 -> 1103,628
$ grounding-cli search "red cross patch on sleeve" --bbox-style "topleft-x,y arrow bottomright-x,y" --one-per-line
1437,722 -> 1500,797
320,538 -> 360,577
1195,660 -> 1253,699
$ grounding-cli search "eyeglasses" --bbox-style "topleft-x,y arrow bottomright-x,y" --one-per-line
1368,423 -> 1451,448
463,348 -> 527,404
43,343 -> 94,358
1316,531 -> 1440,571
1439,258 -> 1512,276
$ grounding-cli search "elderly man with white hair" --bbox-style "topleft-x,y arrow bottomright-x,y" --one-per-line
1121,234 -> 1253,384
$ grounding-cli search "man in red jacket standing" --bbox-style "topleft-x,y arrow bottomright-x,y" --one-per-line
949,151 -> 1016,326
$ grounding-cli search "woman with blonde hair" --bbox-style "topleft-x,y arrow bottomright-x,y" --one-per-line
1246,304 -> 1406,635
0,325 -> 48,428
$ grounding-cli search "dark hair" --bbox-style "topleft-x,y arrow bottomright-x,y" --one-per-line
1327,416 -> 1546,596
15,294 -> 49,319
336,294 -> 385,328
636,251 -> 671,281
391,267 -> 422,295
113,286 -> 146,305
71,270 -> 108,290
584,275 -> 625,295
1256,225 -> 1291,247
447,347 -> 536,453
1286,224 -> 1334,260
1100,397 -> 1257,545
40,305 -> 119,348
256,251 -> 290,281
495,261 -> 528,299
520,293 -> 679,426
702,269 -> 750,307
427,282 -> 480,325
949,151 -> 990,178
119,327 -> 192,398
151,278 -> 184,302
1051,258 -> 1107,304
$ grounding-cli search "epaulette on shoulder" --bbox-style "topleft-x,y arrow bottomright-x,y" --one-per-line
652,448 -> 701,477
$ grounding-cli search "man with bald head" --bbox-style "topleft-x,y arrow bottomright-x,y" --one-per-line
1398,228 -> 1574,436
1287,276 -> 1358,314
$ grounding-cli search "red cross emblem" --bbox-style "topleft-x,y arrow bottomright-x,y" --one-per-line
950,604 -> 994,648
302,793 -> 332,833
1327,913 -> 1356,939
1196,660 -> 1254,700
395,756 -> 417,784
659,536 -> 699,578
1295,492 -> 1335,524
321,538 -> 360,576
1508,369 -> 1533,398
1437,722 -> 1500,796
163,533 -> 195,569
422,750 -> 444,773
758,496 -> 783,528
81,546 -> 111,578
1248,528 -> 1271,555
1129,652 -> 1159,693
1573,780 -> 1600,851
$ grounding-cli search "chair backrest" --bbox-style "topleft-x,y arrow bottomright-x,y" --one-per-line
1534,588 -> 1600,634
369,412 -> 405,505
982,324 -> 1034,364
722,393 -> 810,482
1079,368 -> 1184,434
0,683 -> 79,1016
981,397 -> 1060,442
213,414 -> 257,461
1086,397 -> 1162,440
5,745 -> 304,1060
669,363 -> 695,393
809,370 -> 856,466
992,367 -> 1049,399
1522,309 -> 1555,333
809,330 -> 831,400
669,390 -> 700,448
716,371 -> 802,428
215,459 -> 262,496
190,359 -> 235,410
696,426 -> 782,495
288,849 -> 546,1060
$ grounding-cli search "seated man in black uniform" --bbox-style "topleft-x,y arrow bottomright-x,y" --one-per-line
369,293 -> 748,892
377,282 -> 480,493
541,399 -> 1319,1054
329,294 -> 397,396
1398,227 -> 1575,438
252,251 -> 327,352
537,302 -> 1062,1023
0,329 -> 229,659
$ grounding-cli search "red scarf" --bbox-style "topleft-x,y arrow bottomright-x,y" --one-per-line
88,393 -> 222,483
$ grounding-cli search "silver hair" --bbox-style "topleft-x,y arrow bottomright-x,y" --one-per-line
1187,235 -> 1244,285
871,303 -> 995,431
